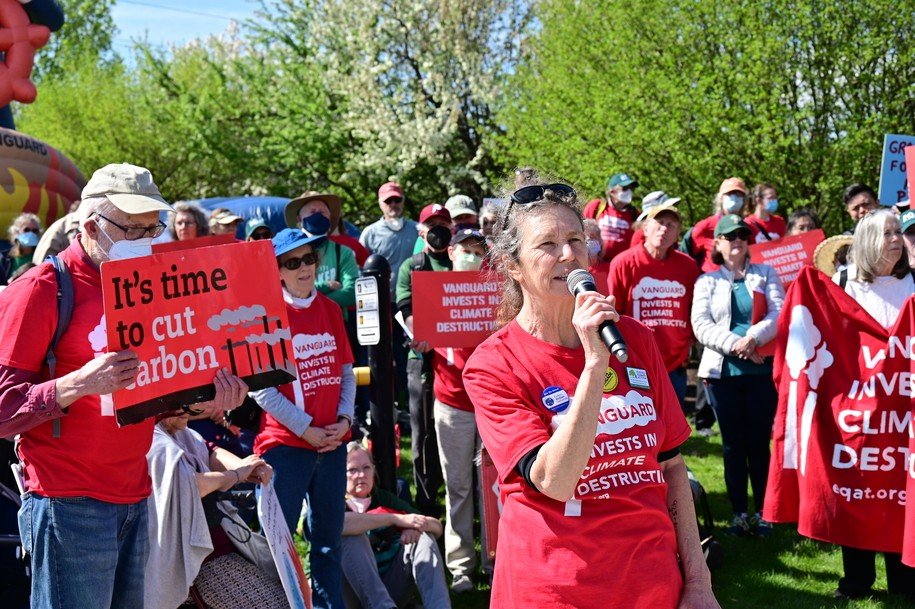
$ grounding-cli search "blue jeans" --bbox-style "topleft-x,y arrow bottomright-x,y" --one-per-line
18,493 -> 148,609
263,443 -> 347,609
667,367 -> 688,415
705,374 -> 777,514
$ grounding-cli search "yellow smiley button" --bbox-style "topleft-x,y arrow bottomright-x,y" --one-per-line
603,367 -> 619,392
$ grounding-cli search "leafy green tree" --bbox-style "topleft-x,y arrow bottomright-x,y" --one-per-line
33,0 -> 117,82
496,0 -> 915,234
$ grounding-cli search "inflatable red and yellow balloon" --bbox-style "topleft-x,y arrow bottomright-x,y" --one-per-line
0,127 -> 84,230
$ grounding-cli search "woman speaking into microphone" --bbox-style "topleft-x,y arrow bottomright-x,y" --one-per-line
462,178 -> 718,608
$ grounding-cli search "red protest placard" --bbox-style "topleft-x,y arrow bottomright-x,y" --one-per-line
101,240 -> 295,425
152,233 -> 236,254
411,271 -> 500,348
749,229 -> 824,286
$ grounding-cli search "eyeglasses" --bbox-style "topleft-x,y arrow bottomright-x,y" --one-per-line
20,227 -> 39,234
346,465 -> 373,477
250,230 -> 272,241
96,213 -> 166,240
280,252 -> 318,270
719,230 -> 752,242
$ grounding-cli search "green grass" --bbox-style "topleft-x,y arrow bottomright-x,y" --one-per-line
295,428 -> 909,608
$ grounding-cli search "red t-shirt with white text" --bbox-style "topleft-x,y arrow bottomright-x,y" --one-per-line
746,214 -> 787,244
0,238 -> 154,502
463,318 -> 691,608
432,347 -> 474,412
583,198 -> 639,262
254,293 -> 354,454
608,246 -> 700,371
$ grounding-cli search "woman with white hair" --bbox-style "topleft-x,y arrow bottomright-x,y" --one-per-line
830,208 -> 915,600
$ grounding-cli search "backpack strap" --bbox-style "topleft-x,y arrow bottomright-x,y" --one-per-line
838,267 -> 848,290
411,252 -> 428,272
45,255 -> 73,439
334,241 -> 341,279
746,218 -> 773,241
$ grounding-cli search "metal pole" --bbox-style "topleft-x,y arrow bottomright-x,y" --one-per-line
356,254 -> 396,492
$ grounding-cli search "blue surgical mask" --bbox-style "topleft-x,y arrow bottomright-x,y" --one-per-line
723,194 -> 744,214
587,239 -> 602,257
301,213 -> 331,237
765,199 -> 779,213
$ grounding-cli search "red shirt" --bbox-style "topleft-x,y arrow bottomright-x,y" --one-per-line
432,347 -> 474,411
330,234 -> 370,267
746,214 -> 787,244
0,238 -> 154,502
630,227 -> 645,249
463,318 -> 691,608
254,293 -> 354,454
608,246 -> 700,371
583,198 -> 638,262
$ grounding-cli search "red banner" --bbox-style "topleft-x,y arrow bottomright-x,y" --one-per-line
748,229 -> 824,286
764,267 -> 915,564
411,271 -> 499,348
101,241 -> 295,425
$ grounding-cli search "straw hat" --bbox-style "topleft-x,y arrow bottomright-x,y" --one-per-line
813,234 -> 853,276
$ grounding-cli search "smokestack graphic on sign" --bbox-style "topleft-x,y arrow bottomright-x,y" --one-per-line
208,304 -> 295,388
783,305 -> 834,475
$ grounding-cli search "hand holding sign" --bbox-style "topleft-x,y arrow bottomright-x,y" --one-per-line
57,350 -> 140,408
189,368 -> 248,419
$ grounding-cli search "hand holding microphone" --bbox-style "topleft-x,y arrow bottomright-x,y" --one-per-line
566,269 -> 628,363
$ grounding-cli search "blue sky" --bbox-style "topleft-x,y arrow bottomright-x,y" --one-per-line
111,0 -> 261,50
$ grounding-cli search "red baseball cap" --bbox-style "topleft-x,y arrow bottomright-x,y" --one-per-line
378,182 -> 404,201
419,204 -> 452,225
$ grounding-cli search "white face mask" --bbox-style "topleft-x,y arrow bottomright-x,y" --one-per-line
97,225 -> 153,261
452,252 -> 483,271
618,190 -> 634,204
385,217 -> 404,232
722,194 -> 744,214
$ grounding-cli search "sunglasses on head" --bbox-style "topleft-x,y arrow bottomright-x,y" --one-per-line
280,252 -> 318,270
509,183 -> 576,208
719,229 -> 752,242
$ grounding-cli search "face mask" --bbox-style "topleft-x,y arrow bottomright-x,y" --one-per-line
453,252 -> 483,271
425,225 -> 452,251
618,190 -> 634,204
385,217 -> 404,232
587,239 -> 602,257
765,199 -> 779,214
97,225 -> 153,261
722,194 -> 744,214
301,213 -> 330,237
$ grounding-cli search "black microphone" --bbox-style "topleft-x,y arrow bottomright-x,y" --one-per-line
566,269 -> 628,363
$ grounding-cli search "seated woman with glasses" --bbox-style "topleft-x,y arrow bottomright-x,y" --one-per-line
249,228 -> 356,609
462,175 -> 718,608
145,371 -> 285,609
341,442 -> 451,609
691,215 -> 784,537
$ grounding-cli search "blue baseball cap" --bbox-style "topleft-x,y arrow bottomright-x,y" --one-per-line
607,173 -> 638,190
272,228 -> 325,258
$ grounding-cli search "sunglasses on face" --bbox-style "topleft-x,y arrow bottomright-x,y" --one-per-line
250,230 -> 272,240
20,227 -> 39,234
383,197 -> 404,205
280,252 -> 318,270
719,230 -> 752,242
509,183 -> 576,210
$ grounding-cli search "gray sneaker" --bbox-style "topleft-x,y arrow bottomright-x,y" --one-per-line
450,575 -> 474,593
751,512 -> 773,536
725,513 -> 752,536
